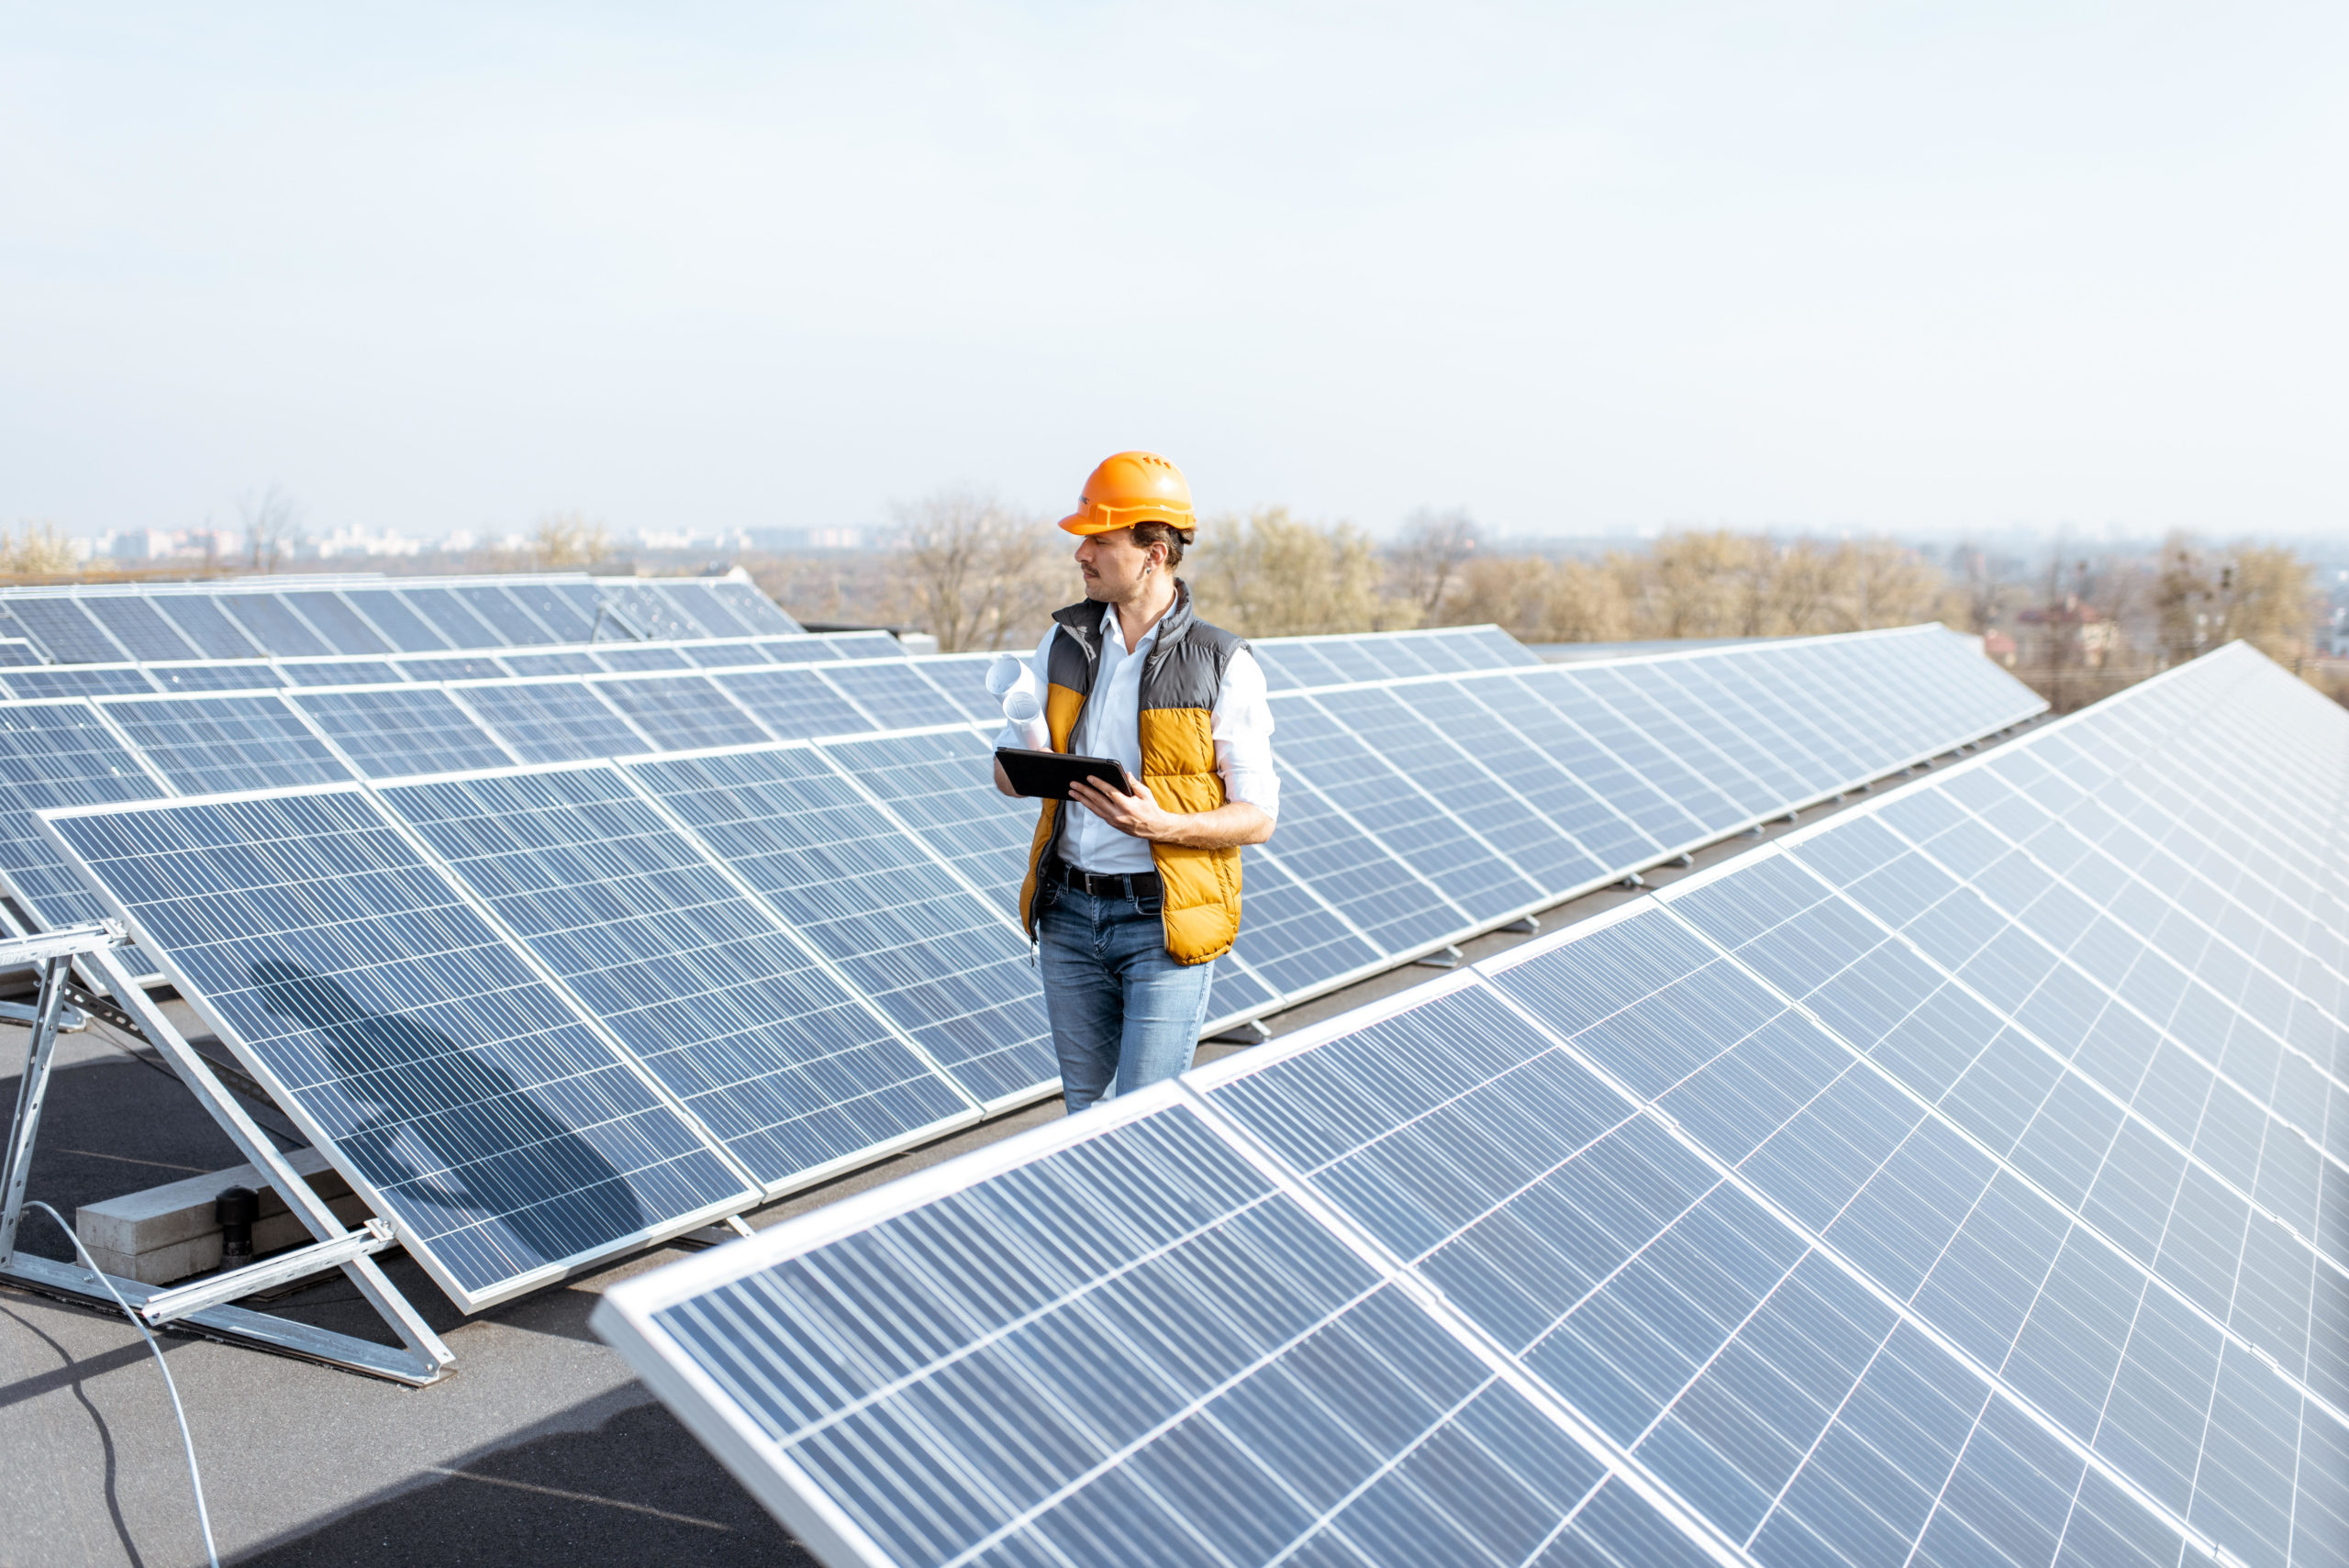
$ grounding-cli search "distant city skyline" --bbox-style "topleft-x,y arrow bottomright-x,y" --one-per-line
6,5 -> 2343,542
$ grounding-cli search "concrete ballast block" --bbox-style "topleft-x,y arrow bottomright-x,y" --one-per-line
75,1147 -> 372,1285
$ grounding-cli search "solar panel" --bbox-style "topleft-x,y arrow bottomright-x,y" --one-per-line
1527,667 -> 1746,838
377,766 -> 978,1190
1251,639 -> 1348,692
81,595 -> 204,661
602,583 -> 707,640
601,634 -> 2317,1568
657,581 -> 755,637
451,681 -> 652,763
0,639 -> 41,667
1,666 -> 160,698
338,588 -> 451,652
499,651 -> 607,677
503,581 -> 598,642
454,584 -> 549,644
217,594 -> 335,657
1223,842 -> 1384,998
594,1077 -> 1730,1568
280,590 -> 394,656
289,686 -> 518,778
96,694 -> 353,794
41,788 -> 758,1308
0,702 -> 168,943
597,645 -> 694,673
818,660 -> 974,730
907,653 -> 999,721
150,595 -> 266,660
815,728 -> 1036,903
711,668 -> 874,741
593,675 -> 773,751
754,636 -> 843,665
397,585 -> 507,650
275,658 -> 407,687
395,655 -> 504,682
818,630 -> 903,661
1244,755 -> 1466,959
0,598 -> 128,663
143,661 -> 285,694
624,745 -> 1058,1107
1270,691 -> 1547,923
680,641 -> 777,670
711,581 -> 804,635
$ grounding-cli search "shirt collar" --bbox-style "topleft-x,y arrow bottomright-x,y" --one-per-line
1099,603 -> 1162,658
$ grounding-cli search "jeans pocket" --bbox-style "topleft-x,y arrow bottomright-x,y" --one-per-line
1137,895 -> 1163,916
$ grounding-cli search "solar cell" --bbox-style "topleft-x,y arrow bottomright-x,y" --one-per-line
97,694 -> 353,794
1244,756 -> 1466,958
217,594 -> 335,657
1,599 -> 129,663
42,788 -> 757,1308
81,596 -> 204,661
379,767 -> 976,1190
451,681 -> 652,763
1573,663 -> 1780,819
1251,640 -> 1348,691
0,639 -> 41,667
623,745 -> 1059,1106
280,590 -> 395,656
1224,842 -> 1384,998
148,595 -> 266,660
603,584 -> 707,640
818,660 -> 973,730
1526,667 -> 1745,837
657,582 -> 756,637
907,653 -> 1000,721
1,666 -> 161,698
397,586 -> 508,650
1306,637 -> 1393,684
289,686 -> 518,778
593,675 -> 773,751
338,589 -> 451,652
711,668 -> 874,741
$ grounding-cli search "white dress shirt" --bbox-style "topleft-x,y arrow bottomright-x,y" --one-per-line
1024,605 -> 1278,874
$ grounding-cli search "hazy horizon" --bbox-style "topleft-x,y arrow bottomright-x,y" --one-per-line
6,4 -> 2343,544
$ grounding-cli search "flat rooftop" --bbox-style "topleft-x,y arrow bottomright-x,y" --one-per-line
0,742 -> 2021,1566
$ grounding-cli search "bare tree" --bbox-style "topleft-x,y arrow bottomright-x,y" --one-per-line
1393,507 -> 1481,623
895,490 -> 1064,651
532,511 -> 611,569
0,520 -> 80,576
238,484 -> 305,572
1190,507 -> 1383,636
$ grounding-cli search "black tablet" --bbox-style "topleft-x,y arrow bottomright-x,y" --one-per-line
996,748 -> 1137,800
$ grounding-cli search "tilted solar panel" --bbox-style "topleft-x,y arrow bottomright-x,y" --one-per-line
602,583 -> 706,640
394,655 -> 501,683
0,599 -> 128,663
593,644 -> 2302,1568
280,590 -> 395,656
41,788 -> 758,1309
143,661 -> 285,694
0,702 -> 169,945
594,674 -> 773,751
397,586 -> 508,650
503,581 -> 598,642
276,658 -> 406,687
624,744 -> 1058,1108
378,766 -> 978,1191
711,668 -> 874,742
339,588 -> 451,652
658,581 -> 756,637
82,596 -> 204,662
289,686 -> 518,778
0,639 -> 41,667
454,584 -> 548,645
451,681 -> 651,763
818,661 -> 973,731
499,651 -> 607,677
1,666 -> 160,699
217,594 -> 334,658
712,581 -> 804,635
597,645 -> 694,673
815,728 -> 1036,904
96,694 -> 353,795
680,641 -> 779,671
150,595 -> 265,660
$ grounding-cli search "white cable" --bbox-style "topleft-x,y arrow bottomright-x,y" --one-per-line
24,1201 -> 220,1568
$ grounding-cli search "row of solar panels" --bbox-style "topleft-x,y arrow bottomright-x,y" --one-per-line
0,572 -> 802,663
24,626 -> 2042,1318
596,639 -> 2349,1568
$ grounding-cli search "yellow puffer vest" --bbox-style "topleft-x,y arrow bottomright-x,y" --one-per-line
1018,584 -> 1245,965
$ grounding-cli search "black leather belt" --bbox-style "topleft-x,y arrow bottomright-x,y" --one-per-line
1044,859 -> 1163,901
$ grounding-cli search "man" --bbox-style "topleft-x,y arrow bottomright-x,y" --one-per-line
994,450 -> 1277,1113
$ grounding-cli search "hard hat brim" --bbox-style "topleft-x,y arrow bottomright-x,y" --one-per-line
1058,505 -> 1197,537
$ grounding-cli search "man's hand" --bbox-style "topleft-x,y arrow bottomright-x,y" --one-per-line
1066,775 -> 1275,851
1066,774 -> 1178,840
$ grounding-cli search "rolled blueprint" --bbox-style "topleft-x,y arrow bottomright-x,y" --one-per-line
997,687 -> 1050,752
985,652 -> 1033,702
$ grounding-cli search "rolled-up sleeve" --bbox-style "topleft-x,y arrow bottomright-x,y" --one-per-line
1212,649 -> 1279,819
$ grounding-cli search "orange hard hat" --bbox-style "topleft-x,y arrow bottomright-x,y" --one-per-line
1058,451 -> 1197,536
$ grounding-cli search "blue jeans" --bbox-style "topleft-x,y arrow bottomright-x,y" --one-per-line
1037,884 -> 1215,1114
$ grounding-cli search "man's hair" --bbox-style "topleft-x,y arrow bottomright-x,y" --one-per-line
1130,520 -> 1194,569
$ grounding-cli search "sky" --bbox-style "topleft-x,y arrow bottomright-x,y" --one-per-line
4,2 -> 2343,543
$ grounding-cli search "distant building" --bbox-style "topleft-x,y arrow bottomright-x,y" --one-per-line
1982,629 -> 2018,667
2014,595 -> 2116,668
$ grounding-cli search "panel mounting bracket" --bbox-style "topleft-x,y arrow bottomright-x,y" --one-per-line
0,933 -> 451,1385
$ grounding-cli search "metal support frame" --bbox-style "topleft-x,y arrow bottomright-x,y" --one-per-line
0,929 -> 452,1385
